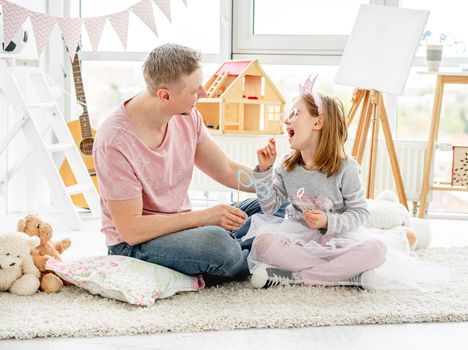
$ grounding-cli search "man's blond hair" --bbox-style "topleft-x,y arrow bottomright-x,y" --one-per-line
143,43 -> 202,94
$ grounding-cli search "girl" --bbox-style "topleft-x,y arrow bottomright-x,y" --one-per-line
244,75 -> 447,290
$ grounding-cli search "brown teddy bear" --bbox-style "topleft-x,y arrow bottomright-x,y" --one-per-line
17,214 -> 71,293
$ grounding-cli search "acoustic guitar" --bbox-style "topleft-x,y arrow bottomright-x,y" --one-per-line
59,51 -> 99,208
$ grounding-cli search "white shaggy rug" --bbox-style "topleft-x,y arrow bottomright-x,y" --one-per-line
1,247 -> 467,340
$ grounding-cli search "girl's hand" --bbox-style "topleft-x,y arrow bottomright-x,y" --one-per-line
304,210 -> 328,230
257,138 -> 276,172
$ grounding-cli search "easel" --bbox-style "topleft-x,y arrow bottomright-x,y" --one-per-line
346,88 -> 408,208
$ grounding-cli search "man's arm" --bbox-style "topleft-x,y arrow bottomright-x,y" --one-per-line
194,138 -> 256,192
108,197 -> 247,245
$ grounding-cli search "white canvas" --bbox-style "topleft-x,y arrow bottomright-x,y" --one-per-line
335,4 -> 429,95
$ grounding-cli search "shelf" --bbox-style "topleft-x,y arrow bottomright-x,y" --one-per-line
417,71 -> 468,77
431,182 -> 468,192
418,72 -> 468,217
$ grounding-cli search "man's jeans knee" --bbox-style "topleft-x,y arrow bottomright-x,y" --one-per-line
108,225 -> 250,279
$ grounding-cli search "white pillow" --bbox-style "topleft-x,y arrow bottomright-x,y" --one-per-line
46,255 -> 205,306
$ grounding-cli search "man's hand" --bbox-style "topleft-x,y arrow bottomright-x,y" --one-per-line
200,204 -> 247,231
304,210 -> 328,230
257,138 -> 277,172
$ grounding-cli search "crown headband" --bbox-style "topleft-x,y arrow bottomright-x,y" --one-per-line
299,74 -> 323,115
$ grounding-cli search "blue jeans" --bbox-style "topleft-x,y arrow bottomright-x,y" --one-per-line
108,198 -> 286,282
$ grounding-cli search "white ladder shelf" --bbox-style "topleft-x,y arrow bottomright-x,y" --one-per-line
0,60 -> 100,229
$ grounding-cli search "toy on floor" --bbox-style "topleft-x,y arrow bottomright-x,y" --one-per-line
365,190 -> 431,250
0,231 -> 41,295
17,214 -> 71,293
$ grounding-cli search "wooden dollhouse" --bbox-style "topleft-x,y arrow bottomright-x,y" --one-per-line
196,60 -> 285,134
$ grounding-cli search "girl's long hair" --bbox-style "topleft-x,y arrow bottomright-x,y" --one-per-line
283,94 -> 348,177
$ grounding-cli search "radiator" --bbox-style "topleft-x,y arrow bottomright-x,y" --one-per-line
357,139 -> 428,203
190,134 -> 427,203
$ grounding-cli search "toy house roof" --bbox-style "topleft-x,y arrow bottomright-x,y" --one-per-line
214,60 -> 252,76
209,60 -> 285,103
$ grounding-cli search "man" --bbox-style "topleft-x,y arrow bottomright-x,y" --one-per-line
94,44 -> 281,282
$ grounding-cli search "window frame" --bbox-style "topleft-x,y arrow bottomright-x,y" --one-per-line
53,0 -> 468,218
232,0 -> 468,67
71,0 -> 468,137
232,0 -> 398,63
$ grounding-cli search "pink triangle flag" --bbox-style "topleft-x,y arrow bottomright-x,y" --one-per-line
152,0 -> 171,22
30,12 -> 56,57
57,17 -> 82,61
132,0 -> 158,37
2,1 -> 30,44
83,16 -> 106,52
108,11 -> 129,49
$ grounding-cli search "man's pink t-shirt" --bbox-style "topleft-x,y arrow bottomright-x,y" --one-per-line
93,100 -> 209,246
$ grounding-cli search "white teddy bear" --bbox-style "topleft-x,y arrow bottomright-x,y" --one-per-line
365,190 -> 431,250
0,231 -> 41,295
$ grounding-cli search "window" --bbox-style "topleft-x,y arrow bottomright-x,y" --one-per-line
81,61 -> 219,128
261,64 -> 353,106
70,0 -> 468,216
232,0 -> 400,134
233,0 -> 392,60
75,0 -> 222,127
398,1 -> 468,215
253,0 -> 360,36
399,71 -> 468,214
402,0 -> 468,59
267,105 -> 281,121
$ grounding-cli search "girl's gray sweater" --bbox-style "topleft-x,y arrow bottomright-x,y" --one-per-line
252,157 -> 370,235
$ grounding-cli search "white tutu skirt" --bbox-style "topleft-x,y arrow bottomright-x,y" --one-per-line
243,214 -> 449,291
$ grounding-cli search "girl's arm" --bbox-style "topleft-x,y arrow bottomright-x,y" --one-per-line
252,165 -> 288,214
325,161 -> 370,235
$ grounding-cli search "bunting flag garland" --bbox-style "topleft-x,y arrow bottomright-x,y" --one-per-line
29,12 -> 56,57
0,0 -> 186,60
152,0 -> 172,23
132,0 -> 158,37
82,16 -> 106,52
108,10 -> 130,50
2,0 -> 29,43
57,17 -> 82,59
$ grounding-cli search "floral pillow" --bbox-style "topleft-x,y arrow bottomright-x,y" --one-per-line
46,255 -> 205,306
